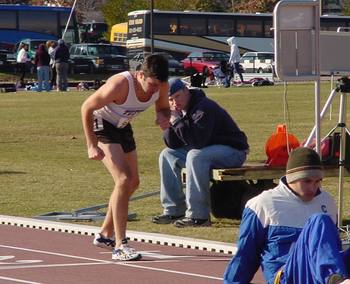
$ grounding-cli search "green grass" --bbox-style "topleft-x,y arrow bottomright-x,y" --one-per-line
0,81 -> 349,244
0,70 -> 111,83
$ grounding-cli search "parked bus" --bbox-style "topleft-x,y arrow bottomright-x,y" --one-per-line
126,10 -> 350,60
0,4 -> 79,45
110,22 -> 127,46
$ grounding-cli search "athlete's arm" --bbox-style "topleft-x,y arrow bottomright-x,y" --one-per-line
155,81 -> 171,130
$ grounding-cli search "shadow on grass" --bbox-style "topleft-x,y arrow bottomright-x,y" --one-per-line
341,219 -> 350,226
0,170 -> 26,175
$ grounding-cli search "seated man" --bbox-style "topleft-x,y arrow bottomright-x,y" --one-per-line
224,147 -> 350,284
152,78 -> 249,227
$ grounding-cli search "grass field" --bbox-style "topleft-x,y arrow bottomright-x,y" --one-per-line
0,81 -> 350,244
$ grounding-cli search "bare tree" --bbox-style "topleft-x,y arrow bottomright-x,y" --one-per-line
233,0 -> 278,13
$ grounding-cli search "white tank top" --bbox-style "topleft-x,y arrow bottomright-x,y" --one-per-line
93,71 -> 160,128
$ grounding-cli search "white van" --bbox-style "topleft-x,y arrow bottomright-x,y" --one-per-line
240,52 -> 274,73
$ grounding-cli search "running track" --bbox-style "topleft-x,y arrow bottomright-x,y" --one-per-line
0,215 -> 264,284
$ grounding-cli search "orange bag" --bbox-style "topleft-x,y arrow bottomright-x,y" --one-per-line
265,124 -> 300,166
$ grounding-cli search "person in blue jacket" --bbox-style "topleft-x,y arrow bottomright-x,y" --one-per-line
152,78 -> 249,227
224,147 -> 350,284
54,39 -> 70,91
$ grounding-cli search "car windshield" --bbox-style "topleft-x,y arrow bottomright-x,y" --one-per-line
202,52 -> 229,61
92,23 -> 108,32
0,42 -> 15,52
87,45 -> 121,55
31,40 -> 47,50
157,53 -> 174,60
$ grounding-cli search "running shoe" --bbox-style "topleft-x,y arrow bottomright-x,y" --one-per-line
112,244 -> 142,261
93,233 -> 115,250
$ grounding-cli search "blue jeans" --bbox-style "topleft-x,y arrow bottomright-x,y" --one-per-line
159,145 -> 247,219
37,66 -> 51,91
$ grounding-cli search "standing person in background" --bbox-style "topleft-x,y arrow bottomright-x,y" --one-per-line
16,43 -> 29,87
47,40 -> 57,90
34,44 -> 51,92
81,54 -> 170,261
227,36 -> 244,86
54,39 -> 70,91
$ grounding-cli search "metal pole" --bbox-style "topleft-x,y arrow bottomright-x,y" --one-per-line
337,92 -> 347,226
150,0 -> 154,53
304,88 -> 338,147
62,0 -> 78,40
314,0 -> 321,155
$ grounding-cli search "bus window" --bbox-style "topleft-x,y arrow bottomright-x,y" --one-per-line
321,20 -> 347,31
154,15 -> 178,34
236,18 -> 263,37
170,23 -> 177,34
0,5 -> 79,45
92,23 -> 108,33
60,13 -> 75,28
264,20 -> 273,37
19,11 -> 57,35
180,16 -> 206,35
0,11 -> 16,29
208,18 -> 234,36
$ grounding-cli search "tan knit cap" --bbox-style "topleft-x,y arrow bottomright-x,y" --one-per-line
286,147 -> 324,183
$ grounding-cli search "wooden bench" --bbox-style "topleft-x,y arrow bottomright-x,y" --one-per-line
211,162 -> 350,182
181,163 -> 350,219
182,162 -> 350,183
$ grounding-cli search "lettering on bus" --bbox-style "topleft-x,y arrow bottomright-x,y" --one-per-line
128,18 -> 143,26
128,27 -> 143,33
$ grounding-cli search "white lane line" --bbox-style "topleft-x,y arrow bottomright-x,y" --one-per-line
117,262 -> 223,281
0,245 -> 224,280
0,256 -> 15,261
0,245 -> 111,264
0,262 -> 109,270
0,276 -> 43,284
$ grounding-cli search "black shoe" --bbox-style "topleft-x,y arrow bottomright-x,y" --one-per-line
152,214 -> 184,224
174,217 -> 211,228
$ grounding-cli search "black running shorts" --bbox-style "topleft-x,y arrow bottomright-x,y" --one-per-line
93,118 -> 136,153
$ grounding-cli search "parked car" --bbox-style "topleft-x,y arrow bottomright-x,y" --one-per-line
16,39 -> 53,60
181,51 -> 230,76
14,39 -> 53,73
0,42 -> 16,70
239,52 -> 274,73
69,43 -> 129,74
129,52 -> 184,75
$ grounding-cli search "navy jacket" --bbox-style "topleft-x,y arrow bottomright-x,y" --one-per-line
54,44 -> 70,63
164,88 -> 249,150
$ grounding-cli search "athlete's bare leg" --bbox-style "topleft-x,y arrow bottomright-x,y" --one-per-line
97,142 -> 139,247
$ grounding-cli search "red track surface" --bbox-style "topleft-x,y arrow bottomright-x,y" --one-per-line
0,224 -> 265,284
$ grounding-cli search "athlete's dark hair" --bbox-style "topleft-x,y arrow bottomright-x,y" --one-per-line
140,54 -> 169,82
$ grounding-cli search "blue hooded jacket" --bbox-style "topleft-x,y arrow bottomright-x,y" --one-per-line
163,88 -> 248,150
